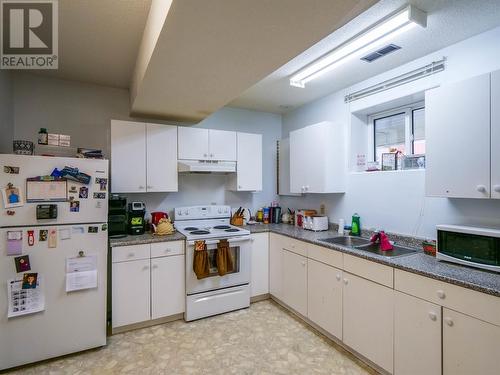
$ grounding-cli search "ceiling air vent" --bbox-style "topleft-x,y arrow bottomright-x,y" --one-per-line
361,44 -> 401,63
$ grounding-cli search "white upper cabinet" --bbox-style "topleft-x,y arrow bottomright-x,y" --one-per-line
289,121 -> 346,194
146,124 -> 178,192
228,132 -> 262,191
111,120 -> 178,193
178,127 -> 209,160
178,127 -> 236,161
209,129 -> 237,161
111,120 -> 147,193
491,70 -> 500,199
425,73 -> 491,198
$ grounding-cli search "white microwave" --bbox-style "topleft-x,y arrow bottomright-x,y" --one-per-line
437,225 -> 500,273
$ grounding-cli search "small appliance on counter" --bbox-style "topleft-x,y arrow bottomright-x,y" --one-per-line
303,215 -> 329,231
436,224 -> 500,273
108,195 -> 127,238
128,202 -> 146,235
151,211 -> 168,232
295,209 -> 317,228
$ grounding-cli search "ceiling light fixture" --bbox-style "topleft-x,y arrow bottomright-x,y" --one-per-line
289,5 -> 427,88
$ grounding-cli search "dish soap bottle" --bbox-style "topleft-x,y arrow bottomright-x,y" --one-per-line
351,213 -> 361,236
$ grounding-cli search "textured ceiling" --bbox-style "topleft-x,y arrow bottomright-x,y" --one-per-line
229,0 -> 500,114
34,0 -> 151,88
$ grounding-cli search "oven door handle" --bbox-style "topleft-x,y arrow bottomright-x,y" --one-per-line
187,236 -> 251,246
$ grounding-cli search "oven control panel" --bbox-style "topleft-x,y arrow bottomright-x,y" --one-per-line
175,205 -> 231,220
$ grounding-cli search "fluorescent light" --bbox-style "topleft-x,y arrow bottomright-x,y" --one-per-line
290,5 -> 427,88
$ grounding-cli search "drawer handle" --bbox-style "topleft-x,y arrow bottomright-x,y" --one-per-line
444,317 -> 454,327
301,261 -> 306,266
152,264 -> 158,269
436,290 -> 446,299
494,185 -> 500,193
128,253 -> 135,258
164,248 -> 172,253
336,274 -> 341,281
428,311 -> 437,321
343,278 -> 348,285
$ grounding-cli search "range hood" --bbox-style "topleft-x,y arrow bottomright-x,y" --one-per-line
178,160 -> 236,173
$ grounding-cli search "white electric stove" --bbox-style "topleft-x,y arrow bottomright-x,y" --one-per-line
174,205 -> 251,321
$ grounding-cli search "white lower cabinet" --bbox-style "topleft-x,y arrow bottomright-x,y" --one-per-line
307,259 -> 343,339
443,308 -> 500,375
282,249 -> 307,316
151,255 -> 185,320
250,233 -> 269,297
343,272 -> 394,373
112,258 -> 151,327
112,241 -> 185,330
394,291 -> 441,375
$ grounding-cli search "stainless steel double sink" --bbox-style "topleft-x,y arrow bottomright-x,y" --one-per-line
319,236 -> 417,258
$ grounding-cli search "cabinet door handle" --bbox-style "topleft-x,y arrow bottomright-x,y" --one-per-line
152,264 -> 158,269
428,311 -> 437,321
128,253 -> 135,258
476,185 -> 487,193
494,185 -> 500,193
143,265 -> 149,271
238,185 -> 242,189
203,153 -> 208,157
436,290 -> 446,299
138,186 -> 145,190
343,278 -> 348,285
444,317 -> 454,327
210,153 -> 214,158
301,261 -> 306,266
336,274 -> 341,281
147,185 -> 153,189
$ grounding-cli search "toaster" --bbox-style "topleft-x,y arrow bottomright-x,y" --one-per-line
303,215 -> 329,231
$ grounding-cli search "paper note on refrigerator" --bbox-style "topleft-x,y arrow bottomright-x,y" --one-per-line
7,276 -> 45,318
65,254 -> 98,292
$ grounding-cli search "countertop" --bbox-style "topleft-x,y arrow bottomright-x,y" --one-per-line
109,231 -> 186,247
109,223 -> 500,297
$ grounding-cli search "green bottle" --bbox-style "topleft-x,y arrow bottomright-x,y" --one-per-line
351,213 -> 361,236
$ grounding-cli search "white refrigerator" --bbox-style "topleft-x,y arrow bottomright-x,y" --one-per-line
0,154 -> 109,370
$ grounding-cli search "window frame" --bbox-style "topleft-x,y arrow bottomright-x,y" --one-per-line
368,101 -> 425,162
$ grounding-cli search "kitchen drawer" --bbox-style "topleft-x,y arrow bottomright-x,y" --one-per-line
151,240 -> 184,258
281,236 -> 308,257
307,243 -> 342,269
112,244 -> 150,263
343,254 -> 393,288
395,269 -> 500,326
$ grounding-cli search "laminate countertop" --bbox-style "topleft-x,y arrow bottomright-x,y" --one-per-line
108,223 -> 500,297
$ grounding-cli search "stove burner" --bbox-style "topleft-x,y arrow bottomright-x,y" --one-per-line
225,228 -> 240,232
190,230 -> 210,235
214,225 -> 231,230
184,227 -> 199,231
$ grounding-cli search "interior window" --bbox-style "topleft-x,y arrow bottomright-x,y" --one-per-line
374,112 -> 406,162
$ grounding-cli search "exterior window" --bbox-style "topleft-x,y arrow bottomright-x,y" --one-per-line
412,107 -> 425,154
374,112 -> 406,162
371,104 -> 425,162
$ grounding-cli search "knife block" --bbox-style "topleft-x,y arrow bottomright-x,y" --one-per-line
230,215 -> 244,227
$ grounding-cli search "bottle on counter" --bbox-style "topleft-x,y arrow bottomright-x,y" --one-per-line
256,208 -> 263,222
263,207 -> 270,224
351,213 -> 361,236
38,128 -> 48,145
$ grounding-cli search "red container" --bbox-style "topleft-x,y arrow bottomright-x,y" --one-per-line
151,212 -> 168,227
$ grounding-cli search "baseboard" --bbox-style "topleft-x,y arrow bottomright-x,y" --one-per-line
250,293 -> 270,303
111,313 -> 184,335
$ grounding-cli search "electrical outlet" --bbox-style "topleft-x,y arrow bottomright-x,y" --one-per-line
320,203 -> 326,215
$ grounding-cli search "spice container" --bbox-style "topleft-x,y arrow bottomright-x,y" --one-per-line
38,128 -> 48,145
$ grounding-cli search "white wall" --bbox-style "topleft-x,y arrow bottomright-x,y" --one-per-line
0,71 -> 13,153
281,26 -> 500,239
124,107 -> 281,218
10,73 -> 281,218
